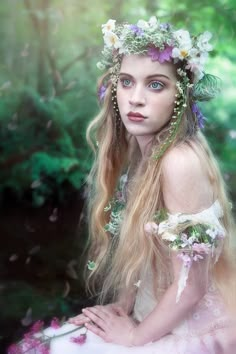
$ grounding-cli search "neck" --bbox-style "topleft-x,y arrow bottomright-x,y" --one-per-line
135,135 -> 154,158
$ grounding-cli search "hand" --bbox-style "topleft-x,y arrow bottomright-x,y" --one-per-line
82,305 -> 136,346
68,303 -> 122,326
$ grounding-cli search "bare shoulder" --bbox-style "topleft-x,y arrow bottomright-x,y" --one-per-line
161,144 -> 214,214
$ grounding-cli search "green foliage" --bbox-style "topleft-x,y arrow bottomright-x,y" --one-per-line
0,87 -> 91,205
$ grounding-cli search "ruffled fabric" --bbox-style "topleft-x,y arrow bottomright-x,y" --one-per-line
157,200 -> 225,302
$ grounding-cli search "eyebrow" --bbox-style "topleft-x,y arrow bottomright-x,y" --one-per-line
119,72 -> 171,80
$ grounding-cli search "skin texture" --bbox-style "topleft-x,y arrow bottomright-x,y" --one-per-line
69,55 -> 215,346
116,54 -> 177,156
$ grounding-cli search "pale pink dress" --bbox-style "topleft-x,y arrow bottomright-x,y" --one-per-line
39,201 -> 236,354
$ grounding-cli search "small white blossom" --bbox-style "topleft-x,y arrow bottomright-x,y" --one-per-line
197,31 -> 213,52
173,29 -> 192,48
206,227 -> 218,239
162,232 -> 177,242
104,32 -> 121,49
96,61 -> 105,70
148,16 -> 158,28
136,19 -> 149,30
102,19 -> 116,34
134,280 -> 142,288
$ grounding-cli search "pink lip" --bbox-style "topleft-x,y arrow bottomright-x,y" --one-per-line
127,112 -> 145,122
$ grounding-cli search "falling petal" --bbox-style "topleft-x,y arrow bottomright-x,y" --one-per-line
229,130 -> 236,139
9,254 -> 19,262
25,223 -> 36,233
62,281 -> 70,298
49,208 -> 58,222
46,120 -> 53,129
52,23 -> 59,35
65,81 -> 76,90
66,260 -> 78,280
55,70 -> 63,84
12,113 -> 18,121
31,179 -> 42,189
0,81 -> 12,90
21,43 -> 30,57
7,123 -> 17,131
25,257 -> 31,265
28,245 -> 41,255
21,308 -> 33,326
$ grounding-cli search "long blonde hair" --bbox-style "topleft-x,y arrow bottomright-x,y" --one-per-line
85,70 -> 236,310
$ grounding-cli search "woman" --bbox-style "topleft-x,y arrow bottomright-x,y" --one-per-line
11,16 -> 236,354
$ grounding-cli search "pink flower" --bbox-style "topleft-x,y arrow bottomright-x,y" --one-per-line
193,254 -> 204,261
50,317 -> 61,329
38,344 -> 50,354
29,320 -> 44,334
7,344 -> 21,354
148,45 -> 173,63
192,242 -> 211,254
70,333 -> 87,345
144,222 -> 158,235
177,252 -> 192,267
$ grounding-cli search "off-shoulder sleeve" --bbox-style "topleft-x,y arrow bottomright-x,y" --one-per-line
156,200 -> 226,302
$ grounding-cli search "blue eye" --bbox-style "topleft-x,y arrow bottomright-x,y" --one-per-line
149,81 -> 163,90
121,78 -> 132,87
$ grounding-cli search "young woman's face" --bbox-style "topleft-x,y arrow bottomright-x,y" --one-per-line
116,55 -> 177,144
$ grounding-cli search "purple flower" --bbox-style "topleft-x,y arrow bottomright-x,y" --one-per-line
129,24 -> 144,36
50,317 -> 61,329
70,333 -> 87,345
192,102 -> 206,129
159,23 -> 170,31
98,85 -> 106,102
147,45 -> 173,63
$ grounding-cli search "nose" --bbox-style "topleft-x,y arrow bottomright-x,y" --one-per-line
128,85 -> 145,106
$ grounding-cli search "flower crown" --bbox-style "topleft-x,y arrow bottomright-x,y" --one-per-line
97,17 -> 212,82
97,17 -> 220,102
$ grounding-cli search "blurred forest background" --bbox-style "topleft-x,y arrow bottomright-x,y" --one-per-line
0,0 -> 235,351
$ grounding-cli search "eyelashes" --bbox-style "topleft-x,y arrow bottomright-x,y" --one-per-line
119,78 -> 164,91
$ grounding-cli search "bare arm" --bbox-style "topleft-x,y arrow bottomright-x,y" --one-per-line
132,252 -> 209,345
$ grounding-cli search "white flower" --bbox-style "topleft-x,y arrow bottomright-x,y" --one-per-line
104,32 -> 121,49
148,16 -> 158,28
162,232 -> 177,242
144,222 -> 158,235
173,29 -> 192,48
206,227 -> 218,239
102,19 -> 116,34
96,61 -> 105,70
197,31 -> 213,52
134,280 -> 141,288
136,19 -> 149,29
172,46 -> 197,61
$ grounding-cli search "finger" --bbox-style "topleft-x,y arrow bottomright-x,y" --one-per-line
85,322 -> 109,342
95,305 -> 114,318
68,314 -> 90,325
83,307 -> 110,321
114,306 -> 127,317
82,309 -> 107,329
